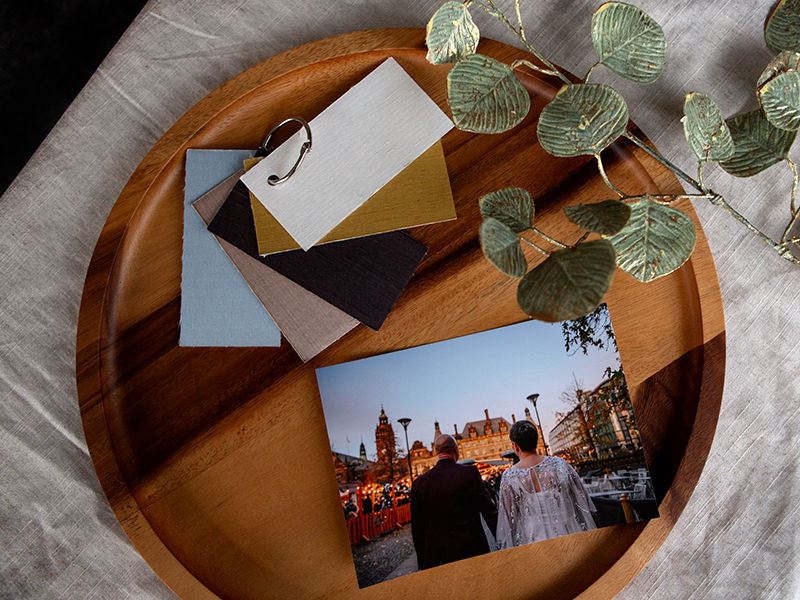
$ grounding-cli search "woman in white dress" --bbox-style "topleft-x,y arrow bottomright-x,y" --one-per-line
496,420 -> 597,549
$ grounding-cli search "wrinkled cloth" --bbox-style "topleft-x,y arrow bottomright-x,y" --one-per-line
1,1 -> 798,599
497,456 -> 597,549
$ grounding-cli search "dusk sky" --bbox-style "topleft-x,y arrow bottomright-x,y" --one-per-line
316,315 -> 622,460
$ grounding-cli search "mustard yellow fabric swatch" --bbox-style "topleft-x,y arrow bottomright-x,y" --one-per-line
245,141 -> 455,255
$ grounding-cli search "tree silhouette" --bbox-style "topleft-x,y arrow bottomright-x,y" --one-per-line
561,303 -> 624,381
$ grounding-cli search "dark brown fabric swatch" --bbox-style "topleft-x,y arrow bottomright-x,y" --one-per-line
207,181 -> 427,330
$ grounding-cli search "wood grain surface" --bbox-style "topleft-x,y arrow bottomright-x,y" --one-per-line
75,29 -> 726,600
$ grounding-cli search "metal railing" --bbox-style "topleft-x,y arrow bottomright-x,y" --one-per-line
345,503 -> 411,545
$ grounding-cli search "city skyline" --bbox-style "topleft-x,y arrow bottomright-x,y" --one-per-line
316,314 -> 621,461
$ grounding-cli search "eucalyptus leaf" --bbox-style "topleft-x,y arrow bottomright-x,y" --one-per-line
757,53 -> 800,131
517,240 -> 617,322
564,200 -> 631,235
479,188 -> 534,232
591,2 -> 666,83
537,84 -> 629,157
757,50 -> 800,86
759,72 -> 800,130
425,2 -> 480,65
681,92 -> 734,161
765,0 -> 800,54
719,109 -> 797,177
448,54 -> 531,133
607,197 -> 696,282
480,218 -> 527,277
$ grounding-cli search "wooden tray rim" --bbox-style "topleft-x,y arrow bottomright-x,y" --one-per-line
75,28 -> 726,600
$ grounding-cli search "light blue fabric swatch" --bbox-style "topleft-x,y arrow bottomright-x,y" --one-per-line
180,149 -> 281,347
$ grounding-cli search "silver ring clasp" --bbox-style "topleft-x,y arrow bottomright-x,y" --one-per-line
259,117 -> 312,186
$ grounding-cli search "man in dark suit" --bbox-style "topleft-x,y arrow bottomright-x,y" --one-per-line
410,434 -> 498,570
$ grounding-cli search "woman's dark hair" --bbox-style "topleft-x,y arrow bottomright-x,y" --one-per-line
509,420 -> 539,452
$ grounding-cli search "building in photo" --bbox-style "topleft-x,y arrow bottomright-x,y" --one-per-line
370,406 -> 409,482
332,444 -> 374,484
548,377 -> 642,466
374,406 -> 396,465
409,408 -> 546,476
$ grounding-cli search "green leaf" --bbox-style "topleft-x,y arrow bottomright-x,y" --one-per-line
606,197 -> 696,282
591,2 -> 666,84
759,72 -> 800,131
564,200 -> 631,235
537,84 -> 629,157
719,109 -> 797,177
479,188 -> 534,233
480,218 -> 527,277
765,0 -> 800,54
681,92 -> 734,162
517,240 -> 617,322
447,54 -> 531,133
757,50 -> 800,86
757,52 -> 800,131
425,2 -> 480,65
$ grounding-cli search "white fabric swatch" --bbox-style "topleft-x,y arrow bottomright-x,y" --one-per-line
240,57 -> 453,250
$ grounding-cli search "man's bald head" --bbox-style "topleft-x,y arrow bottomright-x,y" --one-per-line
434,434 -> 459,460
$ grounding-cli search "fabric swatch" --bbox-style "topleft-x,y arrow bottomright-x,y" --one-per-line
206,182 -> 427,331
240,57 -> 453,250
180,149 -> 281,347
192,173 -> 359,361
245,141 -> 456,255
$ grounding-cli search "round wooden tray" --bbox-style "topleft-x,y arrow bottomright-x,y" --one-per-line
76,29 -> 725,600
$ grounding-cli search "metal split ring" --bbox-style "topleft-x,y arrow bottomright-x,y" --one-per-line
258,117 -> 312,186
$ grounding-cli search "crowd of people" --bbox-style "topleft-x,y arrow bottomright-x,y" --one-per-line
341,463 -> 517,521
340,455 -> 650,528
342,479 -> 411,520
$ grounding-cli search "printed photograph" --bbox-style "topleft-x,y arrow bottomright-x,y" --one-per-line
315,304 -> 659,588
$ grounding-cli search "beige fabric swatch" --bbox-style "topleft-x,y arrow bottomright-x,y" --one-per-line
246,141 -> 455,255
192,171 -> 358,362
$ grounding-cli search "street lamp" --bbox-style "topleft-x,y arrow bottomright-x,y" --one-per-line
397,418 -> 414,481
526,393 -> 550,455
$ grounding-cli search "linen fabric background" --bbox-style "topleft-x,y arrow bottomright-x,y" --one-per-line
1,1 -> 797,598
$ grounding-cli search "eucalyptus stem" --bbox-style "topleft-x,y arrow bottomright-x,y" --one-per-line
573,231 -> 591,246
781,159 -> 800,244
595,154 -> 626,197
532,227 -> 568,248
787,158 -> 798,215
519,234 -> 549,255
472,3 -> 800,267
513,0 -> 526,43
475,0 -> 572,85
623,131 -> 799,262
623,131 -> 703,193
584,62 -> 601,82
620,193 -> 716,203
511,59 -> 560,77
712,194 -> 800,264
697,161 -> 708,193
781,207 -> 800,244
